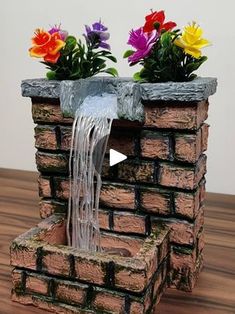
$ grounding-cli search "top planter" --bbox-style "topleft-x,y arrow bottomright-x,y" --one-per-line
21,77 -> 217,122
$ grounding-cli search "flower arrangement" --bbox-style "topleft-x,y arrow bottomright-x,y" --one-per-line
29,22 -> 118,80
124,10 -> 210,82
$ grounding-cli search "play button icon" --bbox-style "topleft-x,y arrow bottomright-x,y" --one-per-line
109,149 -> 127,167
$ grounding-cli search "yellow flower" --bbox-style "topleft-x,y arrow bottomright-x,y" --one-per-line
175,22 -> 210,59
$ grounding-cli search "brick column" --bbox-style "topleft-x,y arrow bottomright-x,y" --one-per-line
31,98 -> 210,292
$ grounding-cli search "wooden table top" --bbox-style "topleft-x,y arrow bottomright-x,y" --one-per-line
0,168 -> 234,314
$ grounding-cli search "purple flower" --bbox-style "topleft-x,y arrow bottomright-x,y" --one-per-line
84,20 -> 110,50
127,27 -> 158,63
48,24 -> 68,41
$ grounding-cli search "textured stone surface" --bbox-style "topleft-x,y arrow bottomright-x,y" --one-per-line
141,77 -> 217,101
22,77 -> 217,122
21,79 -> 61,98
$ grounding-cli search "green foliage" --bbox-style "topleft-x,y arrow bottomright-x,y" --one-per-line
104,67 -> 119,77
123,50 -> 135,58
43,36 -> 118,80
132,31 -> 207,83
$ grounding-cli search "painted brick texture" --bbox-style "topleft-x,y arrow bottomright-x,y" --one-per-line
31,97 -> 209,294
11,94 -> 211,312
11,215 -> 170,313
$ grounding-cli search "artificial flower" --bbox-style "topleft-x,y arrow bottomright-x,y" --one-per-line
174,22 -> 210,59
84,21 -> 110,50
29,29 -> 65,63
127,27 -> 158,63
48,24 -> 68,41
143,10 -> 176,33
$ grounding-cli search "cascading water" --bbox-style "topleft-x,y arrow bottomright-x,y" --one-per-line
66,94 -> 116,252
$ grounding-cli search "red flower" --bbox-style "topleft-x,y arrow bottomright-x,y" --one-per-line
29,29 -> 65,64
143,10 -> 176,33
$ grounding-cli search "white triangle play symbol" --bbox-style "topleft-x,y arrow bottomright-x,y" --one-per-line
109,149 -> 127,167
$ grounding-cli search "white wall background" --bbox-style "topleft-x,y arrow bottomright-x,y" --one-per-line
0,0 -> 234,195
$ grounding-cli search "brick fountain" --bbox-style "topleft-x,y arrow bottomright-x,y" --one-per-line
10,77 -> 217,313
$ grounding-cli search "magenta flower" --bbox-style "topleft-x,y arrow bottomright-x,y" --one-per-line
48,24 -> 68,41
127,27 -> 158,63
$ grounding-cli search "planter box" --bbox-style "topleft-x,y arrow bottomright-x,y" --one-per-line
11,214 -> 170,313
10,76 -> 217,313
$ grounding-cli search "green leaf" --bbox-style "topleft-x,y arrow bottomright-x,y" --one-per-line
104,55 -> 117,63
62,36 -> 77,56
104,67 -> 118,77
186,56 -> 208,74
160,32 -> 171,47
123,50 -> 135,58
133,72 -> 142,81
46,71 -> 57,80
93,58 -> 106,67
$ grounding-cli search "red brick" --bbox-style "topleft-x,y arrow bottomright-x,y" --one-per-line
56,280 -> 87,305
34,125 -> 58,150
93,289 -> 125,313
32,295 -> 93,313
152,207 -> 204,246
114,259 -> 147,292
118,160 -> 154,183
201,123 -> 209,152
38,217 -> 67,246
174,189 -> 200,219
130,300 -> 145,314
175,131 -> 201,163
32,101 -> 73,124
138,226 -> 170,281
74,253 -> 108,285
169,245 -> 203,291
171,247 -> 196,274
113,212 -> 146,234
100,184 -> 135,210
60,126 -> 72,151
140,187 -> 171,215
98,210 -> 110,230
158,155 -> 207,190
195,155 -> 207,186
12,269 -> 23,289
38,176 -> 51,198
197,228 -> 205,256
153,267 -> 163,298
36,152 -> 68,174
10,240 -> 39,270
144,100 -> 208,130
159,235 -> 170,263
39,200 -> 66,219
129,290 -> 152,314
200,178 -> 206,204
54,177 -> 70,199
197,101 -> 209,127
26,274 -> 48,295
107,132 -> 135,156
101,157 -> 111,178
11,291 -> 33,305
42,245 -> 71,276
140,131 -> 171,160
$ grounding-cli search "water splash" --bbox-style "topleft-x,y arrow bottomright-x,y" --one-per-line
66,94 -> 115,251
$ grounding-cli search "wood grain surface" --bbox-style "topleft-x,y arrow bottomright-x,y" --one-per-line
0,168 -> 234,314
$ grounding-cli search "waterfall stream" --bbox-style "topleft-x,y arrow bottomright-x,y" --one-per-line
66,94 -> 116,252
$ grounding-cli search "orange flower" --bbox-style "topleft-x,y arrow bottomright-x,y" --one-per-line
29,29 -> 65,63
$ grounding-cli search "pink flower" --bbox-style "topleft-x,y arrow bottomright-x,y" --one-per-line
127,27 -> 158,63
48,24 -> 68,41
